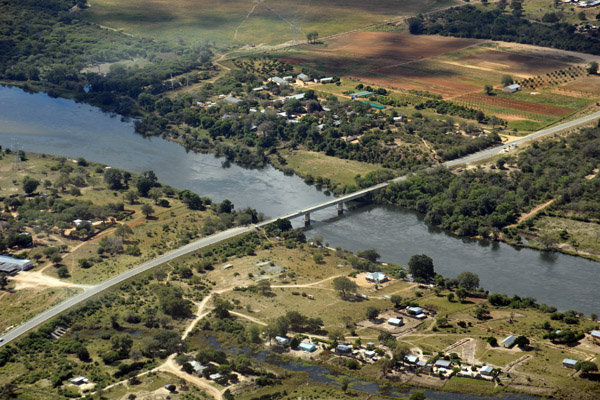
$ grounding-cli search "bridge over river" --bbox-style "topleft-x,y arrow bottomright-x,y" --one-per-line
1,109 -> 600,347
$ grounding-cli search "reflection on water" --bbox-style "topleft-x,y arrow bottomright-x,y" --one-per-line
306,205 -> 600,314
1,86 -> 599,315
206,336 -> 546,400
0,85 -> 331,217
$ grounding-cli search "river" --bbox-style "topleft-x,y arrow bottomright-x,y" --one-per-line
0,85 -> 598,316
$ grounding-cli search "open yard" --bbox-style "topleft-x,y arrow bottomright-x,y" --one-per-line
84,0 -> 457,46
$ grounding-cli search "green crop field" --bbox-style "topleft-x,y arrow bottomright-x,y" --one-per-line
84,0 -> 457,46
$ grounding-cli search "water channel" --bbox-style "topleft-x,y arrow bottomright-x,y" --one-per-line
207,336 -> 545,400
0,85 -> 598,318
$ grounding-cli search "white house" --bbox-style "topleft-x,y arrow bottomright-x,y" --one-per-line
223,96 -> 243,104
365,272 -> 389,283
320,77 -> 334,84
387,317 -> 403,327
190,361 -> 208,374
434,359 -> 452,369
275,336 -> 290,345
0,255 -> 34,271
501,335 -> 516,348
405,355 -> 419,364
336,344 -> 352,353
297,73 -> 310,82
71,376 -> 89,385
286,93 -> 305,101
591,330 -> 600,340
408,306 -> 423,315
563,358 -> 578,368
503,83 -> 521,93
299,342 -> 317,352
479,365 -> 494,376
270,77 -> 288,86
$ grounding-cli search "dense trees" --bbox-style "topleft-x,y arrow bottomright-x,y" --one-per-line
408,254 -> 435,281
575,361 -> 598,375
366,306 -> 380,320
412,5 -> 600,55
376,127 -> 600,238
22,176 -> 39,195
157,286 -> 193,319
457,272 -> 480,291
356,249 -> 380,262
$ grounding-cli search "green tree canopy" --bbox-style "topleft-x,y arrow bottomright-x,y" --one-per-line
408,254 -> 435,281
333,276 -> 358,298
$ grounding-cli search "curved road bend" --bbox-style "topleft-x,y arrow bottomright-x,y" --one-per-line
2,109 -> 600,348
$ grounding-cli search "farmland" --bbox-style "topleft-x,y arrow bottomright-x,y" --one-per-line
272,32 -> 600,132
83,0 -> 458,46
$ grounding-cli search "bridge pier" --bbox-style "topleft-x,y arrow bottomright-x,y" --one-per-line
337,203 -> 343,215
304,212 -> 310,226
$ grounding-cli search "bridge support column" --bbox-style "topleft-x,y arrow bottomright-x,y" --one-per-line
304,212 -> 310,226
337,203 -> 343,215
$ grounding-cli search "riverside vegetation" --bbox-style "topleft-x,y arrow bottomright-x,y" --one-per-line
0,149 -> 261,332
0,222 -> 599,399
375,126 -> 600,259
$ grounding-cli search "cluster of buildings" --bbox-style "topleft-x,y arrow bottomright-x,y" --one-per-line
403,355 -> 496,379
274,336 -> 318,352
268,74 -> 334,86
335,342 -> 383,361
576,0 -> 600,7
0,255 -> 33,275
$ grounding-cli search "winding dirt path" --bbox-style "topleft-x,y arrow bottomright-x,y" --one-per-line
507,199 -> 554,228
159,356 -> 224,400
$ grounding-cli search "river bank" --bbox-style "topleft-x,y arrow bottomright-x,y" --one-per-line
2,85 -> 600,316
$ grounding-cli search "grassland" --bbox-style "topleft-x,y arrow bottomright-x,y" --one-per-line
84,0 -> 458,46
522,0 -> 600,26
0,152 -> 220,284
521,215 -> 600,261
277,150 -> 382,186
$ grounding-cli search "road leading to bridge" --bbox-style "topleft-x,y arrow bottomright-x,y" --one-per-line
2,108 -> 600,348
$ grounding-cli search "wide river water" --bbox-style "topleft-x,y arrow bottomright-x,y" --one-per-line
0,85 -> 598,316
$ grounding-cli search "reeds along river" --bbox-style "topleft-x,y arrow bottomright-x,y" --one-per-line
1,85 -> 598,316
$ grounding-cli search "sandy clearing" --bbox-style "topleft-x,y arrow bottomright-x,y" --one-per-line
11,271 -> 91,291
158,356 -> 223,400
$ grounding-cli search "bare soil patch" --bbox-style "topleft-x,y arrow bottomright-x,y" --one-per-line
456,49 -> 569,76
281,32 -> 480,76
561,75 -> 600,95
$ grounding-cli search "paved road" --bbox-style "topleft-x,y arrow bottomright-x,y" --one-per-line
2,108 -> 600,348
442,109 -> 600,168
0,226 -> 253,347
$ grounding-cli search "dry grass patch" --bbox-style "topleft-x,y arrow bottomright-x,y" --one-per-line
280,150 -> 381,187
0,287 -> 82,333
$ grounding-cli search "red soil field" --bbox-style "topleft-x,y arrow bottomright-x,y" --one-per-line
458,93 -> 573,117
280,32 -> 481,75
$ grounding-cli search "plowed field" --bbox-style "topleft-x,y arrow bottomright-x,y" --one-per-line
457,93 -> 573,117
